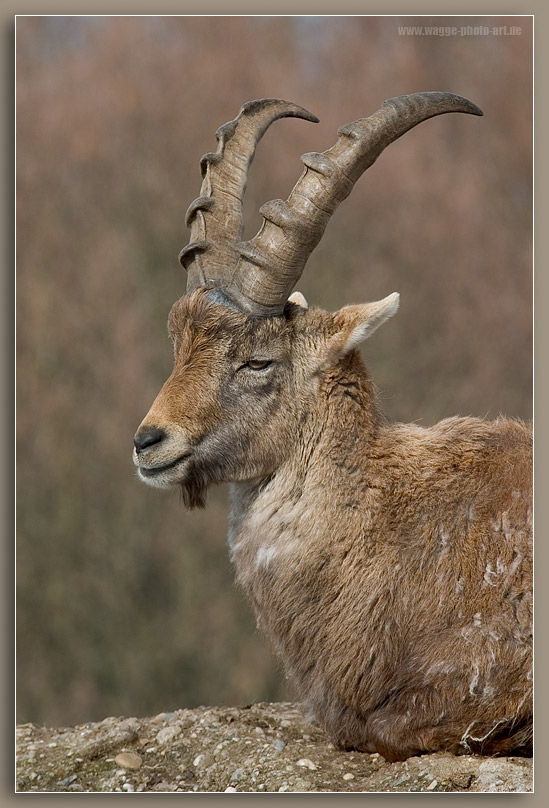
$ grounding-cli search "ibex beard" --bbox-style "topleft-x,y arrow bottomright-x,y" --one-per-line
133,96 -> 532,763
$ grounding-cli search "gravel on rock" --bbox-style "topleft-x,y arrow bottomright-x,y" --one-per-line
16,702 -> 533,793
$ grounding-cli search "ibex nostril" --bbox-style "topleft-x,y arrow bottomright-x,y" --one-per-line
134,426 -> 166,454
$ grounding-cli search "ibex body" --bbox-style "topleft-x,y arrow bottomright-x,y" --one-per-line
134,96 -> 532,762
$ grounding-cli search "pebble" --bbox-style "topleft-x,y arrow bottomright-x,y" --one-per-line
156,712 -> 178,723
225,786 -> 237,792
343,773 -> 355,780
427,779 -> 438,790
114,752 -> 142,770
296,758 -> 317,770
119,718 -> 141,733
272,739 -> 286,752
156,726 -> 180,745
154,781 -> 179,791
193,754 -> 205,767
215,741 -> 229,754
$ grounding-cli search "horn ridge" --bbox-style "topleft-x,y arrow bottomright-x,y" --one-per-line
230,91 -> 483,316
184,196 -> 215,228
183,99 -> 319,294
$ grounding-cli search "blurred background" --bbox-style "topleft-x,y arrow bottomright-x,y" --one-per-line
16,15 -> 532,727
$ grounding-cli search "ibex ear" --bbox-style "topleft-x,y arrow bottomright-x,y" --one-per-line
326,292 -> 400,360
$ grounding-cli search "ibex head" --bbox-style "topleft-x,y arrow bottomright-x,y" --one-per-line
133,94 -> 482,507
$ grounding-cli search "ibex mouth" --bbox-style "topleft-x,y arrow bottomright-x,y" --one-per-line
138,452 -> 192,479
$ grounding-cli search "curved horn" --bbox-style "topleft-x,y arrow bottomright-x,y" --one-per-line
227,92 -> 483,317
181,99 -> 319,294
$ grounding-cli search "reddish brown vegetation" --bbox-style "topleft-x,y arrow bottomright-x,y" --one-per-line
17,16 -> 531,727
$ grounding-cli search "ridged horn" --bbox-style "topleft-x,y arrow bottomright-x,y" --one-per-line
181,99 -> 319,293
226,92 -> 483,317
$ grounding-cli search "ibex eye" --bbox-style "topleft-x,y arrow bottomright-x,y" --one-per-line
243,359 -> 272,371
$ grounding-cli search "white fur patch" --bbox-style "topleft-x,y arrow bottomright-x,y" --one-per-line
469,663 -> 480,695
255,544 -> 279,570
460,719 -> 506,750
483,563 -> 498,587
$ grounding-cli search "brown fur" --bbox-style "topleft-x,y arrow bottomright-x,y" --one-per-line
134,289 -> 532,762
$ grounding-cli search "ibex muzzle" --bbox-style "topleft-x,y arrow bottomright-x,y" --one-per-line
134,95 -> 532,761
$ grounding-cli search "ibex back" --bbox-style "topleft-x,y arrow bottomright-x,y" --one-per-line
134,95 -> 532,762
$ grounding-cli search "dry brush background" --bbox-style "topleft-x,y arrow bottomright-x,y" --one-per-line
16,16 -> 532,727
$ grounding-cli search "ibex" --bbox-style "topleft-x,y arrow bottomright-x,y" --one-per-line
133,94 -> 532,762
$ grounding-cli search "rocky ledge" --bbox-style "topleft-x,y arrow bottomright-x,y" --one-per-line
16,702 -> 532,793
